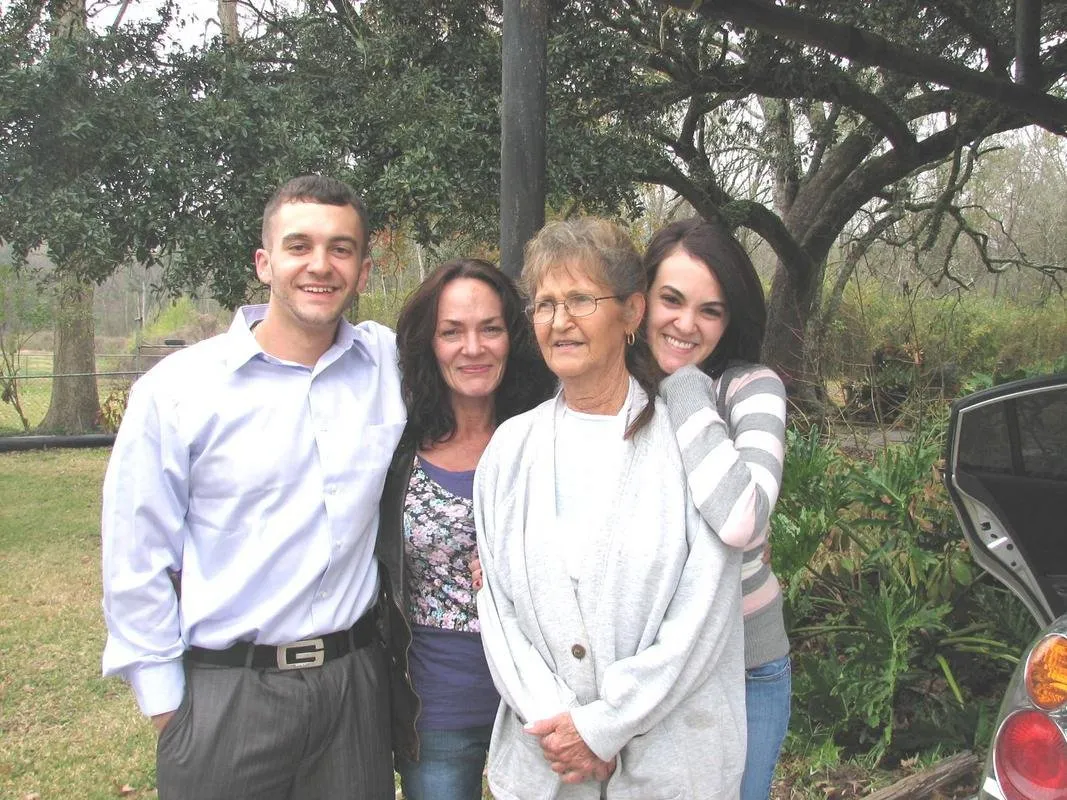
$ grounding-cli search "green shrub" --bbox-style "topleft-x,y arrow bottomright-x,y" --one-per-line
98,383 -> 131,433
960,352 -> 1067,394
772,426 -> 849,583
354,286 -> 411,328
776,417 -> 1037,766
820,287 -> 1067,384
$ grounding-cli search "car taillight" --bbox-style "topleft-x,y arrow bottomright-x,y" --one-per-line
994,709 -> 1067,800
1027,634 -> 1067,711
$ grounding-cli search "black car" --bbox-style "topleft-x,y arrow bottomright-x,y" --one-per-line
944,373 -> 1067,800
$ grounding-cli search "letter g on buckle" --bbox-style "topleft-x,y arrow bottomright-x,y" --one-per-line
277,638 -> 326,670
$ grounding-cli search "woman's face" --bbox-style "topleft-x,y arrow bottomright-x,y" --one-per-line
432,277 -> 510,402
647,248 -> 729,375
531,263 -> 643,389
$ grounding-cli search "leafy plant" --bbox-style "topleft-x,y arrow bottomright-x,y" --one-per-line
771,426 -> 849,582
97,382 -> 130,433
777,416 -> 1032,766
959,353 -> 1067,395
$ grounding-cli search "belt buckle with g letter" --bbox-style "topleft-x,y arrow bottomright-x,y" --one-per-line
277,638 -> 326,669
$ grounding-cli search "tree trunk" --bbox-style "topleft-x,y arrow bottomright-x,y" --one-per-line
219,0 -> 239,44
39,276 -> 100,434
36,2 -> 99,434
500,0 -> 547,279
764,257 -> 824,404
55,0 -> 85,37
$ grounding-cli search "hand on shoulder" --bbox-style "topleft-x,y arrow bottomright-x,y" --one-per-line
659,364 -> 718,422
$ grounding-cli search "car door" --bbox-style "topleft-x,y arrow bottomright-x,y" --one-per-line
944,374 -> 1067,628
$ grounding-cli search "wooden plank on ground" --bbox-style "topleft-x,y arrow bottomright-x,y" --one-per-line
864,751 -> 982,799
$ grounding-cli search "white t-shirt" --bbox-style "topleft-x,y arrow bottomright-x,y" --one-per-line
554,378 -> 636,581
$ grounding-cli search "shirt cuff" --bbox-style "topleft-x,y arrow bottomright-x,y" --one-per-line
659,366 -> 718,423
569,699 -> 628,762
129,660 -> 185,717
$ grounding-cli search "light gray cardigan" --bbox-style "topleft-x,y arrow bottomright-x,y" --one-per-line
475,389 -> 745,800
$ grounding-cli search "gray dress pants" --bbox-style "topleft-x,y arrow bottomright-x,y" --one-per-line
156,642 -> 393,800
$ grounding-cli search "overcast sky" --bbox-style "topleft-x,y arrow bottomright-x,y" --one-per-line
92,0 -> 224,48
1,1 -> 297,47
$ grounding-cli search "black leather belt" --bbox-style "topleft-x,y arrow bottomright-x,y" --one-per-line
186,608 -> 377,670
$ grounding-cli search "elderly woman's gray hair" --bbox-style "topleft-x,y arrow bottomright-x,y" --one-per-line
520,218 -> 646,302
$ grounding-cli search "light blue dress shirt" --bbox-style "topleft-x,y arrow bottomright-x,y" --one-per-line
101,305 -> 405,716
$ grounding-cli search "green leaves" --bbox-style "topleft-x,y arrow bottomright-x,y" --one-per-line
0,5 -> 176,283
778,417 -> 1037,765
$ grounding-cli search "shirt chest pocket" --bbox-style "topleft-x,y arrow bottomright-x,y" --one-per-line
325,420 -> 405,487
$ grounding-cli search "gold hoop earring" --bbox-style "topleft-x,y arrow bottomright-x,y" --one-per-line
626,330 -> 635,346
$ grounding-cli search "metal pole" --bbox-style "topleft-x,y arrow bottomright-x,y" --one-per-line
1015,0 -> 1042,86
500,0 -> 547,280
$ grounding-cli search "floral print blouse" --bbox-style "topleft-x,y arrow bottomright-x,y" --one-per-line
403,460 -> 480,632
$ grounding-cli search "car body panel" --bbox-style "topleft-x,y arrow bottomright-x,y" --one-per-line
944,374 -> 1067,800
945,374 -> 1067,627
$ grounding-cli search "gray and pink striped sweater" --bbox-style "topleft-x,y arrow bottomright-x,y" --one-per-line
660,362 -> 789,670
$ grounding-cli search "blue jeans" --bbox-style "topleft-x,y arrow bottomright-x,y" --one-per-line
398,724 -> 492,800
741,655 -> 792,800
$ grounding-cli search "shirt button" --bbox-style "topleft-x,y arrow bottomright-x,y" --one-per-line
319,591 -> 329,599
571,644 -> 586,660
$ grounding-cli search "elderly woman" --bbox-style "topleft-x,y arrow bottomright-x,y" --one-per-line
474,218 -> 746,799
376,259 -> 554,800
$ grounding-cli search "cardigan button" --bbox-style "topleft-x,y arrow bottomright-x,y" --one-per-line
571,644 -> 586,660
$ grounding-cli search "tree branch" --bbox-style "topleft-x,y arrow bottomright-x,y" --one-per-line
109,0 -> 132,32
666,0 -> 1067,132
813,201 -> 907,352
928,0 -> 1011,74
805,103 -> 841,184
324,0 -> 369,43
685,63 -> 919,153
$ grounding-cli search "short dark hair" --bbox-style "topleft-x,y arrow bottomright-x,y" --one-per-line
644,218 -> 767,378
261,175 -> 370,251
396,258 -> 555,448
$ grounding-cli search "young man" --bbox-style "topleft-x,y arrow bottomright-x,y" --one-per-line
101,175 -> 404,799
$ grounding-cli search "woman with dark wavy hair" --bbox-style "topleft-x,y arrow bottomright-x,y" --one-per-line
375,258 -> 554,800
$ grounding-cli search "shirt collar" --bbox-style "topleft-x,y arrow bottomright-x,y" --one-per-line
222,305 -> 372,373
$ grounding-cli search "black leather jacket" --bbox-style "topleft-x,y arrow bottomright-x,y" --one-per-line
374,433 -> 422,761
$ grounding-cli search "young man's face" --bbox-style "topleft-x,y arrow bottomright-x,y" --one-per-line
254,201 -> 372,336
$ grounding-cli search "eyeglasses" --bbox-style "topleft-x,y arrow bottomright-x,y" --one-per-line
525,294 -> 622,324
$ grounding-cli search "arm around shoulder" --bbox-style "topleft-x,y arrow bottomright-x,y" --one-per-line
661,363 -> 786,548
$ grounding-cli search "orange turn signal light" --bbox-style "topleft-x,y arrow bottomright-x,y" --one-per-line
1026,634 -> 1067,711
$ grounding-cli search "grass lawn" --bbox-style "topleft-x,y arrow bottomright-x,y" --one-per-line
0,380 -> 52,434
0,448 -> 158,799
0,449 -> 426,799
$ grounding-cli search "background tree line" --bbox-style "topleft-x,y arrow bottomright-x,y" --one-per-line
1,0 -> 1066,432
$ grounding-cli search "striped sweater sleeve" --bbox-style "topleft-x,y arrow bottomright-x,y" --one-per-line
659,363 -> 787,549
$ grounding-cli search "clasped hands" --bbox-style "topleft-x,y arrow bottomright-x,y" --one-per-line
526,712 -> 616,784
